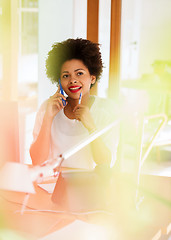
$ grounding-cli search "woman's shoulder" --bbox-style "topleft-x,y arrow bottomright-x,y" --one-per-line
37,99 -> 48,113
91,96 -> 119,127
34,100 -> 49,122
92,95 -> 118,111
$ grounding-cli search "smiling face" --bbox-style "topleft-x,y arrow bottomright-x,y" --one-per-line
60,59 -> 96,100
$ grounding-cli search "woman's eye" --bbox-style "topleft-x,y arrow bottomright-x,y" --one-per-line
77,72 -> 83,76
62,74 -> 69,78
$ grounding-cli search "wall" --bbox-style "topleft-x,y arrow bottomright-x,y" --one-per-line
38,0 -> 74,105
120,0 -> 141,80
98,0 -> 111,98
38,0 -> 88,106
121,0 -> 171,79
139,0 -> 171,75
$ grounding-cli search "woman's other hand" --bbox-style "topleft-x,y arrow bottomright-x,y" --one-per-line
73,104 -> 96,132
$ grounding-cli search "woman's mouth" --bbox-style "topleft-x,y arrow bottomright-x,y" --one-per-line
69,86 -> 82,93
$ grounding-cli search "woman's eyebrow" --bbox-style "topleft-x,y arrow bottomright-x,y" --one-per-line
74,68 -> 85,72
62,68 -> 85,74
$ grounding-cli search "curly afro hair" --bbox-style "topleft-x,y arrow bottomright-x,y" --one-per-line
46,38 -> 103,87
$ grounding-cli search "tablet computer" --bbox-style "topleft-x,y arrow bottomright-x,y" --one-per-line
51,165 -> 112,212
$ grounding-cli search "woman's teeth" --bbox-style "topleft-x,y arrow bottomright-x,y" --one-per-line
70,87 -> 81,90
69,86 -> 82,93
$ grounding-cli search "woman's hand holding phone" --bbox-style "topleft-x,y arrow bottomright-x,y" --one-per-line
45,86 -> 67,120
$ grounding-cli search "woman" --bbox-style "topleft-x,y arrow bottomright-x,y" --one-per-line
30,38 -> 118,169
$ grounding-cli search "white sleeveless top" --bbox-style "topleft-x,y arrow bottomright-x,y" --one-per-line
32,96 -> 119,169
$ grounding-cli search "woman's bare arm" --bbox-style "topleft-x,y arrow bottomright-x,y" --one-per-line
73,104 -> 112,166
30,89 -> 66,166
30,114 -> 53,165
89,135 -> 111,165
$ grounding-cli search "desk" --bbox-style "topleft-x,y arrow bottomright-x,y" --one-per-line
0,169 -> 171,240
0,179 -> 75,239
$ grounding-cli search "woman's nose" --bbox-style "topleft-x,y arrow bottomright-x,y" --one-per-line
69,75 -> 77,83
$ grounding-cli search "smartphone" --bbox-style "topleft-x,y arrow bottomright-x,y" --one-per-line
58,79 -> 66,106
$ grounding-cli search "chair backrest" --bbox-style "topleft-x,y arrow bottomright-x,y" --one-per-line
0,101 -> 20,167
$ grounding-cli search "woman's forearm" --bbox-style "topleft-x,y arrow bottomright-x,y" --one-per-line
30,115 -> 53,166
90,137 -> 111,165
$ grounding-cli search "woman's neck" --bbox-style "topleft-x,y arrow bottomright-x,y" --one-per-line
64,93 -> 95,120
67,93 -> 91,110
